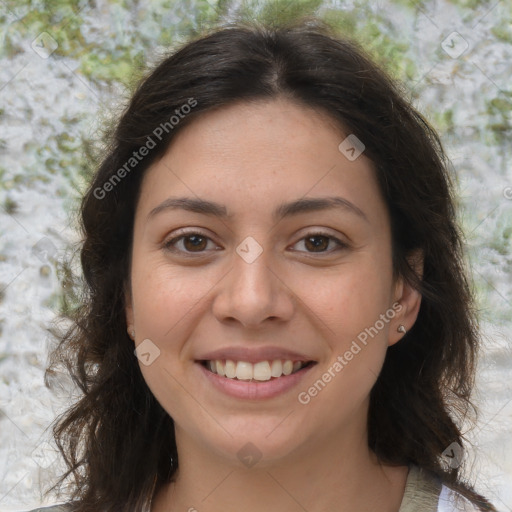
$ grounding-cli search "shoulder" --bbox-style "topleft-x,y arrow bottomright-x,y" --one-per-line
438,485 -> 484,512
399,465 -> 443,511
399,465 -> 485,512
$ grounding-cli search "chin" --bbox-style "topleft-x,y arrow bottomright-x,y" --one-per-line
203,420 -> 311,468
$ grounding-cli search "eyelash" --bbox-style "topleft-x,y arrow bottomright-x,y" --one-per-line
163,229 -> 348,256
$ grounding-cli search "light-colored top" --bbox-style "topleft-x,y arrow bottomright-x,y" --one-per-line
23,465 -> 482,512
398,465 -> 480,512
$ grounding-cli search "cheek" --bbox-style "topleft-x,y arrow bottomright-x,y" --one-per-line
131,257 -> 212,339
292,257 -> 393,409
130,259 -> 206,420
291,258 -> 393,342
296,276 -> 392,426
318,270 -> 393,401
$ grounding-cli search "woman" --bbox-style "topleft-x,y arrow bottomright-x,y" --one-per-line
31,18 -> 497,512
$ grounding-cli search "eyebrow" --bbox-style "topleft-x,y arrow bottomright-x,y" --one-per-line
147,196 -> 369,223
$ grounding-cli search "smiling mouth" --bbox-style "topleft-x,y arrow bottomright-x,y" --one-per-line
199,359 -> 317,381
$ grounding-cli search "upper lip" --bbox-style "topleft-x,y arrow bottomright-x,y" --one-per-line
196,346 -> 316,364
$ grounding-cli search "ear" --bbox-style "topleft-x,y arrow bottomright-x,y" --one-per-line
124,280 -> 135,338
388,249 -> 423,346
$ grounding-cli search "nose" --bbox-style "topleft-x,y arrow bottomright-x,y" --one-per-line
211,244 -> 295,329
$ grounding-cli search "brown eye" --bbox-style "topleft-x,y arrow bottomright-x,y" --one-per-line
182,234 -> 208,252
304,235 -> 330,252
164,232 -> 218,254
292,232 -> 347,254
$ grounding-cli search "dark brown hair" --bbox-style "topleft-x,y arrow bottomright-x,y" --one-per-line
46,18 -> 496,511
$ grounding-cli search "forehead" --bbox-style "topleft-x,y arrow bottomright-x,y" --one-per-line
137,98 -> 388,229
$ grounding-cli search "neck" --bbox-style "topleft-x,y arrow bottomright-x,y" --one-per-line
151,420 -> 408,512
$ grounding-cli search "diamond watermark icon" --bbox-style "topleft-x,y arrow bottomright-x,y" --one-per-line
442,441 -> 463,469
31,440 -> 59,469
134,338 -> 161,366
236,236 -> 263,264
237,442 -> 262,468
338,134 -> 365,161
32,237 -> 58,263
31,32 -> 58,59
441,32 -> 468,59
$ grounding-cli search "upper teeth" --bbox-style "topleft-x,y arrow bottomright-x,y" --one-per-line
206,359 -> 307,381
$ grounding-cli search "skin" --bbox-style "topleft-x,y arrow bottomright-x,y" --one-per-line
125,97 -> 423,512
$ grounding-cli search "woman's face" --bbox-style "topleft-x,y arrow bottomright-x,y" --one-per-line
126,98 -> 420,466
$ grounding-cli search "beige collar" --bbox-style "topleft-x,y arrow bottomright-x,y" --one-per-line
398,465 -> 443,512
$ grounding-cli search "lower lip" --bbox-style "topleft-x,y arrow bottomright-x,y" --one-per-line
196,362 -> 316,400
